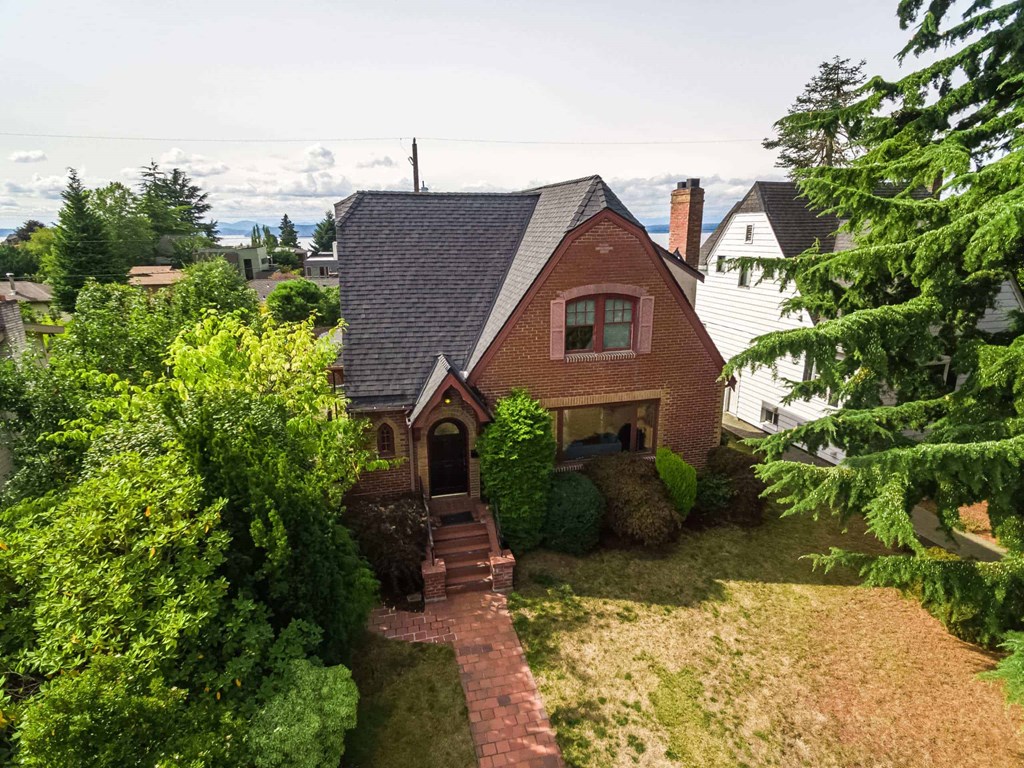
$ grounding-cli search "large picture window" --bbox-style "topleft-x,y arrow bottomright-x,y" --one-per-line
565,295 -> 635,353
554,400 -> 657,460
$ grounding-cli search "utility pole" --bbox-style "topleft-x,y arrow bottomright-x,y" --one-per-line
410,137 -> 420,193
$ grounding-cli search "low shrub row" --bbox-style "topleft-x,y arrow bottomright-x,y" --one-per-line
343,495 -> 428,600
585,454 -> 682,547
689,445 -> 767,527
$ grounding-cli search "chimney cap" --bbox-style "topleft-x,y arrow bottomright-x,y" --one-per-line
676,178 -> 701,190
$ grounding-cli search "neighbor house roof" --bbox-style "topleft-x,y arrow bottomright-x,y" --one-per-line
699,180 -> 934,267
4,280 -> 53,303
128,265 -> 184,288
335,175 -> 645,411
698,181 -> 844,267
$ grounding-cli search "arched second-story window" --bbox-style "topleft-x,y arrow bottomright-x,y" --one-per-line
376,423 -> 395,457
565,295 -> 635,353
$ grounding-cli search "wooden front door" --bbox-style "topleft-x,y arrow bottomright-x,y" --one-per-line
428,420 -> 468,496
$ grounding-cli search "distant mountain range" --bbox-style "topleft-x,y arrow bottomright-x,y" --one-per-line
217,220 -> 320,237
643,221 -> 720,233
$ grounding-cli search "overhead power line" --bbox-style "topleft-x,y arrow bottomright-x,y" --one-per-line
0,131 -> 761,146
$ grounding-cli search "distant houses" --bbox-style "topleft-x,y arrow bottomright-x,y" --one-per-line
128,265 -> 185,292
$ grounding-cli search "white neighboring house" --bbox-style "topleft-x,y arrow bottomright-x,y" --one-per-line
304,242 -> 339,278
694,181 -> 1024,464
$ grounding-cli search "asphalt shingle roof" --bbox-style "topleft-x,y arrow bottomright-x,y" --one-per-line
699,181 -> 842,267
336,175 -> 642,410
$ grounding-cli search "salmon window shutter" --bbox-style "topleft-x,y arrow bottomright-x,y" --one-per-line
637,296 -> 655,353
550,298 -> 566,360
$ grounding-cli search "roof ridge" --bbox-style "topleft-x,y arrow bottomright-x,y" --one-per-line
568,177 -> 602,230
520,174 -> 601,193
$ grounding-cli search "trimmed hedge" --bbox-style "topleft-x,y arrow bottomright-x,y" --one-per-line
689,445 -> 767,527
655,447 -> 697,520
342,495 -> 426,599
544,472 -> 604,555
477,389 -> 556,553
585,454 -> 681,547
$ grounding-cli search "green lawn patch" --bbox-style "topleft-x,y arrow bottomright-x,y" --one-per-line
344,633 -> 475,768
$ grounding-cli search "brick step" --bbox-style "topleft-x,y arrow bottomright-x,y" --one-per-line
431,522 -> 487,542
446,572 -> 493,594
442,548 -> 492,567
446,559 -> 490,580
433,534 -> 491,556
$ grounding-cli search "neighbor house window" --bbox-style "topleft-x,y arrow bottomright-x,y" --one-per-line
738,263 -> 751,287
760,403 -> 780,427
565,296 -> 635,352
554,401 -> 657,460
802,356 -> 815,382
319,266 -> 328,276
376,424 -> 395,457
744,224 -> 754,243
715,254 -> 726,273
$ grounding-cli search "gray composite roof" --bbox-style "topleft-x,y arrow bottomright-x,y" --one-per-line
699,180 -> 932,267
698,181 -> 843,267
336,175 -> 643,410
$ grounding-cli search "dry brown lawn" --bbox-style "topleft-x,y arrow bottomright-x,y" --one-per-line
509,514 -> 1023,768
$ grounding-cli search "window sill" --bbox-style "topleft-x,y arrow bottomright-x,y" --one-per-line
564,349 -> 637,363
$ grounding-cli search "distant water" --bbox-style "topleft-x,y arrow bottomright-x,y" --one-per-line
214,233 -> 700,252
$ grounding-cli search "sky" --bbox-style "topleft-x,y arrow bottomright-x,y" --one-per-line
0,0 -> 923,229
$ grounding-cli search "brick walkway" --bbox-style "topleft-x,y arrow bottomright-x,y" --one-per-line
369,593 -> 564,768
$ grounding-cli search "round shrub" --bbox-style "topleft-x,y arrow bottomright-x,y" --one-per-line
477,389 -> 556,553
544,472 -> 604,555
689,445 -> 767,527
585,454 -> 681,547
655,447 -> 697,520
343,494 -> 427,600
249,659 -> 358,768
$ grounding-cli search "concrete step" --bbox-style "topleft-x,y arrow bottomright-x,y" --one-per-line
432,521 -> 487,542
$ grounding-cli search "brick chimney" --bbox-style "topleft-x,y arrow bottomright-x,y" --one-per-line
668,179 -> 704,268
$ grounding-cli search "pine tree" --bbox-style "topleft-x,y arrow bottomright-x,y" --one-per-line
763,56 -> 866,174
51,169 -> 123,311
310,211 -> 335,254
138,162 -> 218,241
279,214 -> 298,247
731,2 -> 1024,702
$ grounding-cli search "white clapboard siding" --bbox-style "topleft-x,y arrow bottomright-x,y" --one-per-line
978,279 -> 1024,334
695,212 -> 845,463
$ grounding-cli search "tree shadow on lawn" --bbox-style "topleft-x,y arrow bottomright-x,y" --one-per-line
515,511 -> 893,609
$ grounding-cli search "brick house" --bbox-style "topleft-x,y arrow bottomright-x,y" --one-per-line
334,175 -> 725,598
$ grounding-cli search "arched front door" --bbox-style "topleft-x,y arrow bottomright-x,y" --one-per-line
428,419 -> 469,496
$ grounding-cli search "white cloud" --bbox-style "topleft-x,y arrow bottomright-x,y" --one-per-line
8,150 -> 47,163
158,147 -> 229,177
2,173 -> 67,199
356,155 -> 398,169
292,144 -> 335,172
609,172 -> 780,224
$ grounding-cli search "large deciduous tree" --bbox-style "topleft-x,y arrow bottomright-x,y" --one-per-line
51,169 -> 124,311
732,1 -> 1024,702
89,182 -> 157,267
763,56 -> 867,173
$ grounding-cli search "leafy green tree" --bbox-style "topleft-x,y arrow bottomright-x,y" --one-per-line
248,659 -> 358,768
728,1 -> 1024,702
763,56 -> 866,174
279,214 -> 298,248
51,169 -> 124,311
266,278 -> 339,325
22,227 -> 58,281
477,389 -> 556,552
11,220 -> 46,244
0,241 -> 38,280
166,258 -> 260,329
310,210 -> 335,254
89,182 -> 157,267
